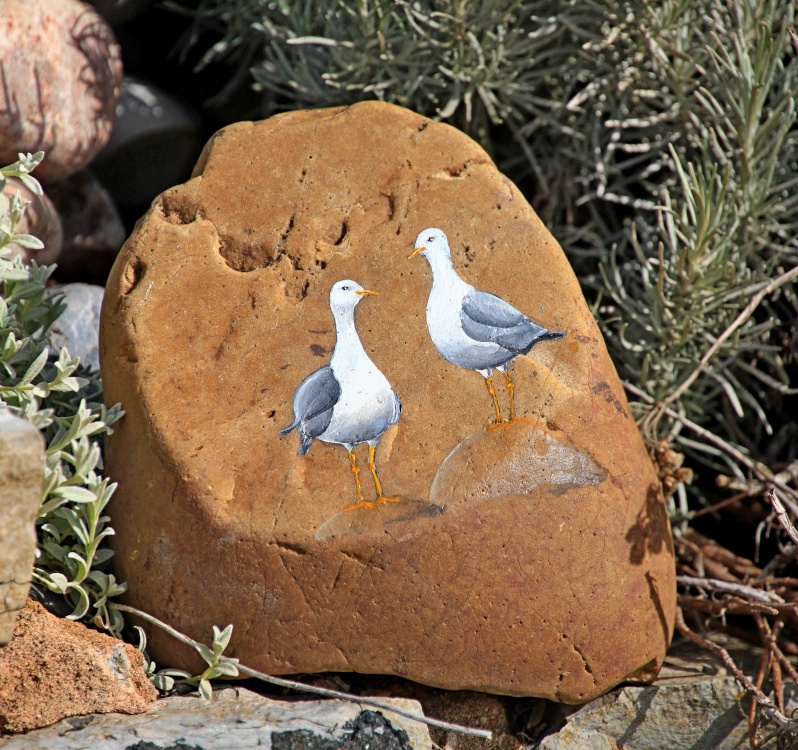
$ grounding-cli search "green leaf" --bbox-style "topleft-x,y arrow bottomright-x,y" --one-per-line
10,234 -> 44,250
196,643 -> 214,666
52,486 -> 97,504
152,674 -> 176,692
18,348 -> 48,387
198,679 -> 213,701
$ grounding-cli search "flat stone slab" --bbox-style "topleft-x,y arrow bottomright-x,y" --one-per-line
0,689 -> 433,750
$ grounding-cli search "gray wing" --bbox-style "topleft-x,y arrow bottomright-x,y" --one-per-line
279,366 -> 341,455
460,289 -> 551,354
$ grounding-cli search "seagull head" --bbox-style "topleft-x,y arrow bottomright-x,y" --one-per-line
409,228 -> 450,262
329,280 -> 378,314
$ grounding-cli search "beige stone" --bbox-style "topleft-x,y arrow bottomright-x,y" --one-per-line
0,599 -> 157,732
100,101 -> 676,702
0,411 -> 44,646
0,0 -> 122,181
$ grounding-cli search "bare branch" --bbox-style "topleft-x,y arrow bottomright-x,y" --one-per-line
656,263 -> 798,418
111,603 -> 493,740
675,608 -> 798,733
768,489 -> 798,546
677,575 -> 784,604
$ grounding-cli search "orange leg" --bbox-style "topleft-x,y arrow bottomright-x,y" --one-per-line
368,444 -> 400,505
344,450 -> 376,511
503,370 -> 516,421
484,375 -> 505,426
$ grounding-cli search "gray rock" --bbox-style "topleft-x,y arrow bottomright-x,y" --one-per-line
0,688 -> 434,750
47,284 -> 104,372
0,411 -> 44,646
537,647 -> 796,750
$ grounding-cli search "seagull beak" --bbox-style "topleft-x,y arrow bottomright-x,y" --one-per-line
355,289 -> 378,296
408,246 -> 425,260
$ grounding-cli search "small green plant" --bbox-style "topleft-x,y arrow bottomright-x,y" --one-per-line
136,623 -> 240,699
1,154 -> 126,635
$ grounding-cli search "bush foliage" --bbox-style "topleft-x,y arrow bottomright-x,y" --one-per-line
1,154 -> 126,635
179,0 -> 798,513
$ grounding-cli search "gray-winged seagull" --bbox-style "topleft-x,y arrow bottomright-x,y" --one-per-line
410,228 -> 565,424
279,280 -> 402,511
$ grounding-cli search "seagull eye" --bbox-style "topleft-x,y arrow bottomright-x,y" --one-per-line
341,285 -> 349,291
427,235 -> 434,242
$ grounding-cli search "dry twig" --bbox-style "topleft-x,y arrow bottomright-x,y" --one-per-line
675,608 -> 798,734
111,603 -> 493,740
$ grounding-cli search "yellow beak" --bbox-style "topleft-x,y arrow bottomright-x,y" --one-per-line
408,246 -> 425,260
355,289 -> 378,296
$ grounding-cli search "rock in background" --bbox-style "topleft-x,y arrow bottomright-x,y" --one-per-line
0,413 -> 44,646
46,172 -> 127,285
46,283 -> 105,372
0,599 -> 157,732
0,0 -> 122,182
100,100 -> 676,702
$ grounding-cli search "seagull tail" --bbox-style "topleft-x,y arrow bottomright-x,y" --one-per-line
538,329 -> 566,343
278,419 -> 299,436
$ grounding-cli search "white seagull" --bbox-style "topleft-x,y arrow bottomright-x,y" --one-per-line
279,280 -> 402,511
409,228 -> 565,424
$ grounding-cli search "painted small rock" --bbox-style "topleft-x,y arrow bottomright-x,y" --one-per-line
101,101 -> 676,702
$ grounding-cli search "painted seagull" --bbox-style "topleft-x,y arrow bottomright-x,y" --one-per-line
279,280 -> 402,511
409,228 -> 565,425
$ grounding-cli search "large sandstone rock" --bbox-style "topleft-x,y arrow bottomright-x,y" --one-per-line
0,0 -> 122,182
0,599 -> 157,732
0,411 -> 44,646
100,101 -> 676,702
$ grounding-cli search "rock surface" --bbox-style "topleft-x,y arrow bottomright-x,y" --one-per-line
47,171 -> 127,285
0,688 -> 433,750
100,101 -> 675,701
0,178 -> 62,265
538,654 -> 782,750
47,283 -> 104,371
0,0 -> 122,182
0,599 -> 157,732
0,413 -> 44,646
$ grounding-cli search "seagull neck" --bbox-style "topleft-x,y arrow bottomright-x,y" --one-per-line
331,306 -> 367,365
428,250 -> 465,292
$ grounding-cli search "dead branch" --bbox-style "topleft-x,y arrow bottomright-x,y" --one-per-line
675,608 -> 798,734
110,603 -> 493,740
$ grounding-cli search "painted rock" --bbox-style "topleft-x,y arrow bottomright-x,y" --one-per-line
0,0 -> 122,182
100,101 -> 675,702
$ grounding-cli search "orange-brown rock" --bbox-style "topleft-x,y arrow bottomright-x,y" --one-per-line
100,101 -> 675,702
0,600 -> 157,732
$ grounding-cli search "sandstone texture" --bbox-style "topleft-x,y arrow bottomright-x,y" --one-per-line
0,688 -> 432,750
100,101 -> 676,702
0,0 -> 122,182
0,599 -> 157,732
0,412 -> 44,646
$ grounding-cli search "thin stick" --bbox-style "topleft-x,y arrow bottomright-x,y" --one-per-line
677,575 -> 784,604
624,382 -> 798,505
675,608 -> 798,733
656,264 -> 798,417
768,489 -> 798,546
111,603 -> 493,740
